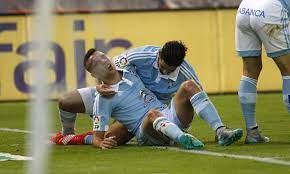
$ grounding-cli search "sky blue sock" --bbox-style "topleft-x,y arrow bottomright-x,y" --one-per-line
238,75 -> 257,129
282,76 -> 290,113
190,91 -> 224,131
84,135 -> 93,145
59,109 -> 76,135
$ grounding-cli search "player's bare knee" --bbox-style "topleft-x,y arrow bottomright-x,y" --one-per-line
58,94 -> 70,111
181,80 -> 201,97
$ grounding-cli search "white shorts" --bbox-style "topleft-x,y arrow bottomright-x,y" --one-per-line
236,0 -> 290,58
135,100 -> 187,146
77,87 -> 96,116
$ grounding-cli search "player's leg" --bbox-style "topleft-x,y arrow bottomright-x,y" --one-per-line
253,0 -> 290,114
235,0 -> 271,144
173,80 -> 221,129
58,90 -> 85,135
239,57 -> 262,130
52,121 -> 133,145
138,110 -> 204,149
239,57 -> 270,144
273,54 -> 290,113
52,86 -> 133,146
173,80 -> 243,146
57,87 -> 95,135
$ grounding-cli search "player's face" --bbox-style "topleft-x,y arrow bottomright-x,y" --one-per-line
86,51 -> 116,79
158,56 -> 177,75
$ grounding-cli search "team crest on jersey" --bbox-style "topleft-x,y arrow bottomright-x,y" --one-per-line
114,56 -> 128,68
140,89 -> 155,107
93,115 -> 101,131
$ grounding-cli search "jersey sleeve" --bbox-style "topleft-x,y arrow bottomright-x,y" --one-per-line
113,46 -> 159,71
180,62 -> 203,89
92,93 -> 112,132
112,53 -> 135,72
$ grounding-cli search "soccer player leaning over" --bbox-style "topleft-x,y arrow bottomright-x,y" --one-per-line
236,0 -> 290,144
51,41 -> 243,146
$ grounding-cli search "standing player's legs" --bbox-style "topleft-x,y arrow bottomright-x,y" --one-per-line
239,57 -> 269,144
173,80 -> 243,146
236,0 -> 290,143
273,54 -> 290,113
235,0 -> 266,144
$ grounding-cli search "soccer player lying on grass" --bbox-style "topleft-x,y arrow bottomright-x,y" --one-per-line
51,47 -> 243,148
53,49 -> 204,149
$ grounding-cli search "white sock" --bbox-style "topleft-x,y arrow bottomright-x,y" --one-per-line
152,117 -> 184,142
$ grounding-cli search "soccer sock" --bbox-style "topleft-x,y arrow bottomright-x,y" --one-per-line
152,116 -> 184,142
282,76 -> 290,113
84,135 -> 93,145
190,91 -> 224,130
238,75 -> 257,129
59,109 -> 76,135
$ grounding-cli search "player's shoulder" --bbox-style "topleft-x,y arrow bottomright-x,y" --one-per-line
179,59 -> 196,78
126,45 -> 160,60
180,59 -> 194,71
129,45 -> 160,53
113,45 -> 159,61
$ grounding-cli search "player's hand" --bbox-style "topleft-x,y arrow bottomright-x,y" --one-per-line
96,83 -> 116,97
99,136 -> 117,149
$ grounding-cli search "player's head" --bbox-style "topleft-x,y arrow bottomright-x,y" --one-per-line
158,40 -> 187,74
84,48 -> 116,79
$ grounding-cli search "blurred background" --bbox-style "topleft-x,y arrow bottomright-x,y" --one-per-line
0,0 -> 281,101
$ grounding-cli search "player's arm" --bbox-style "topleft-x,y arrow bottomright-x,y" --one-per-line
92,94 -> 116,149
92,131 -> 117,149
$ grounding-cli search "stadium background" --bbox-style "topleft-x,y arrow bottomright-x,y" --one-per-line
0,0 -> 281,101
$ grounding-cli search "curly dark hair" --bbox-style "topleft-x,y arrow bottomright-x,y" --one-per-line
159,40 -> 187,66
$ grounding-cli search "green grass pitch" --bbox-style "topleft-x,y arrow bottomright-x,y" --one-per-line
0,93 -> 290,174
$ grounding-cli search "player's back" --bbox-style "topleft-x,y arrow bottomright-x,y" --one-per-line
114,45 -> 201,104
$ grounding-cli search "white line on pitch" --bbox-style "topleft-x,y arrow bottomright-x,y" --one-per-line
0,127 -> 53,136
154,146 -> 290,166
2,127 -> 290,166
0,152 -> 32,161
0,128 -> 32,134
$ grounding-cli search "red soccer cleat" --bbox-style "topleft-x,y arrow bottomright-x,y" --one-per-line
58,131 -> 93,145
50,132 -> 63,145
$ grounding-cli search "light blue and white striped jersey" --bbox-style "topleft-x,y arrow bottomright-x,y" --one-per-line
279,0 -> 290,12
92,69 -> 164,135
113,45 -> 202,104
